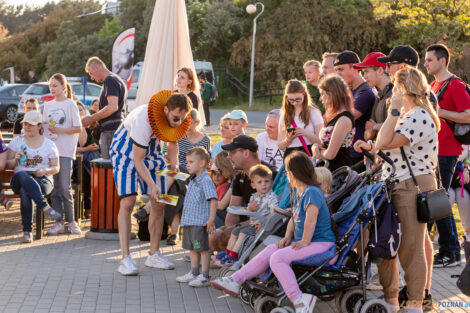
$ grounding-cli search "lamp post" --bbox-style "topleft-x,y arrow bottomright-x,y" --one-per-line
246,2 -> 264,108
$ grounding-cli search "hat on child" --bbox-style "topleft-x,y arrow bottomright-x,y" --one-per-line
22,111 -> 42,125
227,110 -> 248,123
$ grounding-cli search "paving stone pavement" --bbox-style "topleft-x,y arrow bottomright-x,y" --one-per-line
0,202 -> 469,313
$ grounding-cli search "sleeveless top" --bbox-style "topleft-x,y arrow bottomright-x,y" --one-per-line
319,111 -> 356,171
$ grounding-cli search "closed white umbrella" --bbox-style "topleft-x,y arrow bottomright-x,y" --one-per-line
135,0 -> 205,124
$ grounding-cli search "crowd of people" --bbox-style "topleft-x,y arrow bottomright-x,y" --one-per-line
1,42 -> 469,313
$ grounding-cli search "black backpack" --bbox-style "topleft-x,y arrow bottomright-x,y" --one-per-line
368,199 -> 401,260
436,76 -> 470,144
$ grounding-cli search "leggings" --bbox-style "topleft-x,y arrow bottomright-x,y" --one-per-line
232,242 -> 335,302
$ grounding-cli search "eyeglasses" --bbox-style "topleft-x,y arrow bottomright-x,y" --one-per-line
287,98 -> 303,104
386,62 -> 401,69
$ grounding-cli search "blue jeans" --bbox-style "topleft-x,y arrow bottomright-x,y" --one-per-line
434,155 -> 460,257
52,157 -> 74,223
10,171 -> 53,232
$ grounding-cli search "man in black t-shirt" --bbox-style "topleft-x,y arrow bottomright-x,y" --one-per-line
208,135 -> 277,251
82,56 -> 127,159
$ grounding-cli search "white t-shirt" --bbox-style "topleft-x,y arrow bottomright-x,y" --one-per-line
123,104 -> 159,150
382,106 -> 438,182
42,99 -> 81,159
8,136 -> 59,175
256,131 -> 284,169
279,107 -> 323,147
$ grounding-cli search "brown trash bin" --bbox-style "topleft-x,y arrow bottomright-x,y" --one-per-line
90,158 -> 120,233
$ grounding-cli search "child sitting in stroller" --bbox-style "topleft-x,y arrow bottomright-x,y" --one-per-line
211,151 -> 336,313
215,164 -> 279,266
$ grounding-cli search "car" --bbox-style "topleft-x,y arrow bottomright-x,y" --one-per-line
0,84 -> 30,123
18,81 -> 102,114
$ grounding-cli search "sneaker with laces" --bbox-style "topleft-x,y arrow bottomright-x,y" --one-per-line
166,234 -> 178,246
176,272 -> 197,283
210,276 -> 240,297
47,221 -> 65,235
293,293 -> 317,313
68,221 -> 82,234
145,251 -> 175,269
22,232 -> 33,243
118,255 -> 138,276
433,253 -> 458,268
43,207 -> 61,221
215,251 -> 227,260
189,274 -> 210,287
215,254 -> 237,267
422,289 -> 433,312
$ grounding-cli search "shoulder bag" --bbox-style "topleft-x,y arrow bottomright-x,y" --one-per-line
400,147 -> 452,223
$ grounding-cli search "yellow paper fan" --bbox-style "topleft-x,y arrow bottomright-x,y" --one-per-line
147,90 -> 191,142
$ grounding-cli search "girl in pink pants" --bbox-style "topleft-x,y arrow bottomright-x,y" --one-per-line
211,152 -> 337,313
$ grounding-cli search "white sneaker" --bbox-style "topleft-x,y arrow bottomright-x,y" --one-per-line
294,293 -> 317,313
210,276 -> 240,297
145,251 -> 175,269
366,273 -> 382,290
22,232 -> 33,243
176,272 -> 197,283
47,221 -> 65,235
189,274 -> 209,287
68,221 -> 82,234
118,255 -> 138,276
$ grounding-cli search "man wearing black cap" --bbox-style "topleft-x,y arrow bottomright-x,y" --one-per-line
334,51 -> 377,163
377,45 -> 420,77
208,135 -> 277,250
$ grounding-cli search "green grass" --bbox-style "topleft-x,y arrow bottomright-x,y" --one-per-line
212,95 -> 282,112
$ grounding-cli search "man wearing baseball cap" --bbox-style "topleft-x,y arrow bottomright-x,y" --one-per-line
334,51 -> 377,163
377,45 -> 419,77
354,52 -> 393,140
208,135 -> 278,250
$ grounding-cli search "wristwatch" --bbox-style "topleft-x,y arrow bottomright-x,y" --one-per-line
391,108 -> 400,116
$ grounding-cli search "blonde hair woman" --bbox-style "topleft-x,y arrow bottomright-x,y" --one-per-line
355,67 -> 439,312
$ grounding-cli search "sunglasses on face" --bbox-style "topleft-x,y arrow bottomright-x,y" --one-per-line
287,98 -> 303,104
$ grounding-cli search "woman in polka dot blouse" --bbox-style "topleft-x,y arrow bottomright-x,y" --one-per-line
355,67 -> 440,313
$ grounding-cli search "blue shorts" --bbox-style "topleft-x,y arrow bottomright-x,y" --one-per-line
110,124 -> 166,199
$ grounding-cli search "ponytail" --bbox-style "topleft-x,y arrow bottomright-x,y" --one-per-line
65,83 -> 73,99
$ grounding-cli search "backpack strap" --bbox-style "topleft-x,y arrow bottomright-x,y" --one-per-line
436,76 -> 458,102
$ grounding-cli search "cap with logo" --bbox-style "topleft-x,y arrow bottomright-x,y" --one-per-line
221,135 -> 258,153
353,52 -> 387,69
377,45 -> 419,67
334,51 -> 361,66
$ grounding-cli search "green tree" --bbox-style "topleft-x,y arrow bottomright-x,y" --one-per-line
230,0 -> 398,87
370,0 -> 470,51
98,17 -> 123,40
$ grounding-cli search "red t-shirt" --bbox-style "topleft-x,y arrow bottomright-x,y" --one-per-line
431,78 -> 470,156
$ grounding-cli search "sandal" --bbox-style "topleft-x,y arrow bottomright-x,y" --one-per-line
43,207 -> 61,221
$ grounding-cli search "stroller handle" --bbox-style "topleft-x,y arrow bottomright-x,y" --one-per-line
377,150 -> 394,166
361,149 -> 375,163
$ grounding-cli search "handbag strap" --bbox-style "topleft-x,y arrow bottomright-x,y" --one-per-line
400,147 -> 420,192
400,147 -> 444,190
291,120 -> 312,157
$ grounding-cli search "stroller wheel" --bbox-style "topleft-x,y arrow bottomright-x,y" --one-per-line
335,291 -> 345,313
240,283 -> 251,305
340,288 -> 364,313
249,290 -> 261,308
254,296 -> 278,313
355,298 -> 389,313
270,308 -> 290,313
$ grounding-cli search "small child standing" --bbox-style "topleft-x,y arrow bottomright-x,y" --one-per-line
176,147 -> 217,287
216,164 -> 279,266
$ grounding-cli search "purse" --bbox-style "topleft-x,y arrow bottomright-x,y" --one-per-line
400,147 -> 452,223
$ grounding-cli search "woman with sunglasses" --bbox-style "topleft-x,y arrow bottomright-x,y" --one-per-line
6,111 -> 61,243
278,80 -> 323,158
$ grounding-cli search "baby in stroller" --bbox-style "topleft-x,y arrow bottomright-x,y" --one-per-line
215,164 -> 279,267
211,151 -> 337,313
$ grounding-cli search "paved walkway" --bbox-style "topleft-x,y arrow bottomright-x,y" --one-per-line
0,202 -> 468,313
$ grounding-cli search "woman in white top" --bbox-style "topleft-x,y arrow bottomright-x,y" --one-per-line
278,80 -> 323,158
42,73 -> 82,235
6,111 -> 61,243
